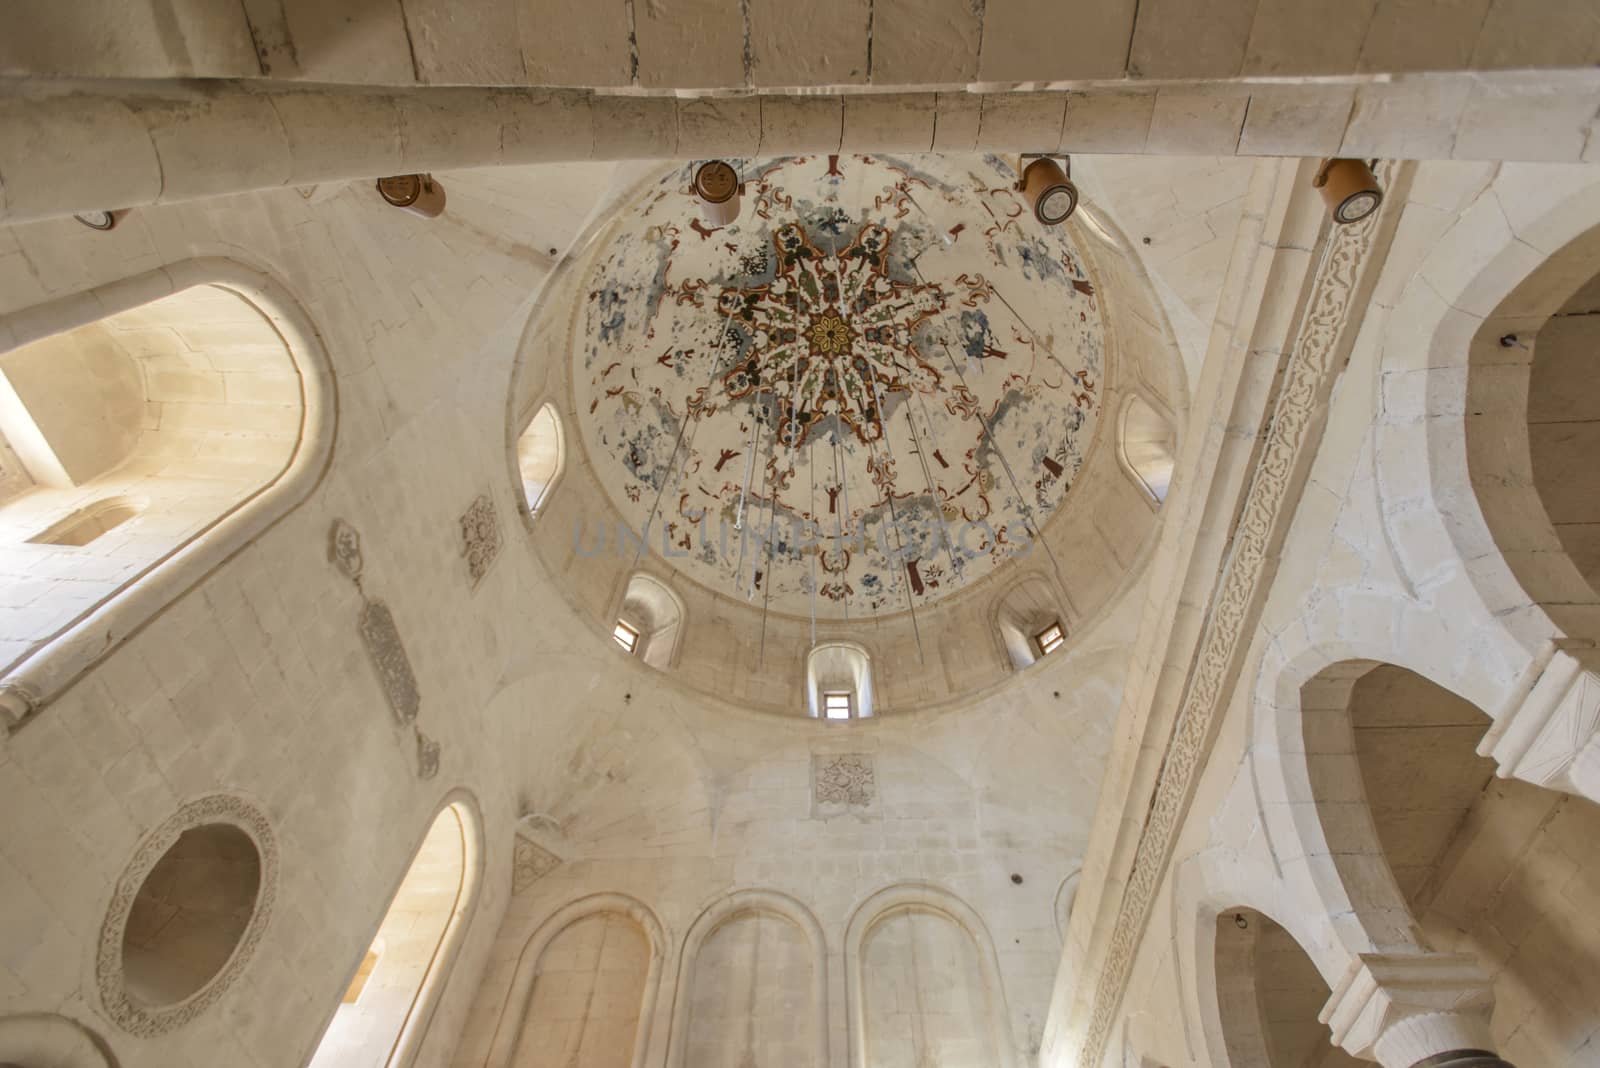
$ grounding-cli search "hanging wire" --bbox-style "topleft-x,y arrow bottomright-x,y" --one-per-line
630,297 -> 740,573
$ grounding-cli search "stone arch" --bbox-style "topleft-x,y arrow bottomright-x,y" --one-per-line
484,892 -> 667,1068
1209,906 -> 1365,1068
1374,172 -> 1600,664
0,1014 -> 113,1068
306,793 -> 483,1068
664,888 -> 827,1068
844,882 -> 1017,1068
0,257 -> 336,722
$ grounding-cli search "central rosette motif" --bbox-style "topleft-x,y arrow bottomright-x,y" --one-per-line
719,221 -> 959,448
806,311 -> 854,357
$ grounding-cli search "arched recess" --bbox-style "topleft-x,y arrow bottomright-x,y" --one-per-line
1460,223 -> 1600,638
614,572 -> 684,669
1211,907 -> 1364,1068
992,573 -> 1069,671
483,892 -> 666,1068
1270,657 -> 1600,1065
0,1014 -> 113,1068
516,402 -> 565,518
807,640 -> 874,719
1370,172 -> 1600,667
0,258 -> 335,722
844,883 -> 1018,1068
1118,394 -> 1177,505
306,796 -> 482,1068
664,889 -> 828,1068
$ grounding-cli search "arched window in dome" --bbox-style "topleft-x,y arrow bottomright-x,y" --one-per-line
807,642 -> 873,720
1119,395 -> 1177,504
615,573 -> 684,669
995,575 -> 1068,671
516,403 -> 564,517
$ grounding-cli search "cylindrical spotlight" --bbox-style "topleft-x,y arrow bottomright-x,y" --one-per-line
693,160 -> 742,228
376,174 -> 447,218
1019,157 -> 1078,226
1314,159 -> 1383,225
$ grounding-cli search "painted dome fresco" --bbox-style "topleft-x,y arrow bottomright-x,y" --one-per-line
574,154 -> 1107,620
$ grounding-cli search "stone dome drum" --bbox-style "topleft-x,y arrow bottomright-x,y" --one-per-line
574,154 -> 1108,619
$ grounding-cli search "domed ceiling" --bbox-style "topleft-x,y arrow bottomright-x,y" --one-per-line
574,154 -> 1106,620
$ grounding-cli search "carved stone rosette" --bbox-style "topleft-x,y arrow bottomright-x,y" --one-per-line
512,834 -> 562,894
96,795 -> 277,1037
813,753 -> 876,812
459,494 -> 502,587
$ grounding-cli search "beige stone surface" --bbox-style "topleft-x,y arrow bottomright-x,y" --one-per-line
405,0 -> 525,84
1243,0 -> 1374,75
1128,0 -> 1254,78
517,0 -> 633,86
869,0 -> 981,84
1236,84 -> 1356,156
748,0 -> 869,85
1145,87 -> 1249,156
978,0 -> 1138,81
279,0 -> 417,83
633,0 -> 745,90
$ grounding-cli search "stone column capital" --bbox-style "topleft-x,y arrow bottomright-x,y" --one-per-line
1319,953 -> 1498,1068
1481,640 -> 1600,804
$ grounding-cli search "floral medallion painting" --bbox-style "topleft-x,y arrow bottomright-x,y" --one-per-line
574,154 -> 1106,618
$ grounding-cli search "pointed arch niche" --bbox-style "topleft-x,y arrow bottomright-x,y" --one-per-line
516,402 -> 565,518
665,889 -> 828,1068
993,574 -> 1069,671
484,893 -> 666,1068
306,800 -> 481,1068
0,259 -> 334,720
845,883 -> 1017,1068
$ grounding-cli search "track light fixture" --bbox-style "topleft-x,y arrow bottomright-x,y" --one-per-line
1314,158 -> 1383,225
376,174 -> 446,218
1016,155 -> 1079,226
692,160 -> 743,228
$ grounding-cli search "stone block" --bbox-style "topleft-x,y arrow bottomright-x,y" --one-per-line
0,96 -> 161,223
931,92 -> 982,152
758,96 -> 843,155
1145,87 -> 1249,156
403,0 -> 524,84
140,93 -> 292,202
748,0 -> 869,85
518,0 -> 634,86
1470,0 -> 1600,69
1341,77 -> 1471,159
869,0 -> 981,84
841,95 -> 936,152
280,0 -> 418,83
978,0 -> 1137,82
1061,90 -> 1156,153
677,96 -> 761,159
274,90 -> 403,186
1359,0 -> 1492,72
593,96 -> 679,159
633,0 -> 746,90
976,93 -> 1067,152
1128,0 -> 1254,78
1237,85 -> 1356,156
1244,0 -> 1374,75
1453,79 -> 1600,163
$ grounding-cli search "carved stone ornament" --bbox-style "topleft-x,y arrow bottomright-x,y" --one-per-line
97,795 -> 277,1037
416,728 -> 441,780
329,518 -> 364,583
359,600 -> 420,725
459,494 -> 502,587
1078,163 -> 1402,1066
512,834 -> 563,894
813,753 -> 876,809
